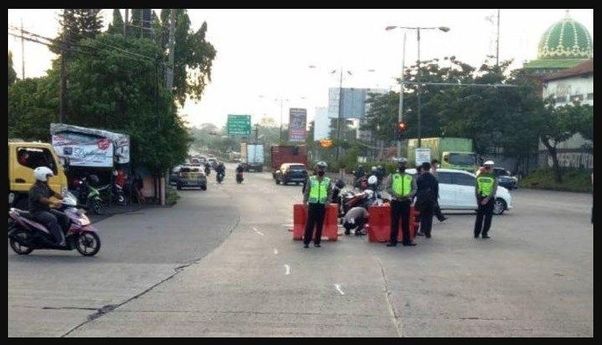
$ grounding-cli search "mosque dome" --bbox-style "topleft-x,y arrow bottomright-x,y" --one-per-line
537,13 -> 593,59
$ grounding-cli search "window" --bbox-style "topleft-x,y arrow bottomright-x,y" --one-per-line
587,93 -> 594,100
16,147 -> 57,175
289,164 -> 306,171
453,173 -> 475,186
437,172 -> 453,184
448,153 -> 476,166
554,96 -> 567,104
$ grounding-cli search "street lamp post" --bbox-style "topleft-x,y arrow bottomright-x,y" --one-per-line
386,25 -> 450,149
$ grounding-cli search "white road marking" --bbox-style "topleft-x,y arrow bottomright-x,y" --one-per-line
273,248 -> 279,255
284,264 -> 291,275
334,284 -> 345,295
252,227 -> 264,236
281,224 -> 293,227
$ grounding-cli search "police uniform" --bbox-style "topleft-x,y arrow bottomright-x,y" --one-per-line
303,175 -> 332,247
385,170 -> 417,246
474,170 -> 497,238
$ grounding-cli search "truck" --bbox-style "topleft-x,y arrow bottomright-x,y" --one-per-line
270,145 -> 308,179
240,142 -> 265,172
8,141 -> 69,210
407,137 -> 477,172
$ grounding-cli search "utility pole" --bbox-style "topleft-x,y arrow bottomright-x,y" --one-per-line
279,98 -> 284,143
416,28 -> 422,148
20,18 -> 25,79
496,9 -> 500,67
124,9 -> 128,37
59,10 -> 67,124
336,67 -> 343,161
397,32 -> 406,157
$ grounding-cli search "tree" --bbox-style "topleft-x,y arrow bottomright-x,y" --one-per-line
8,51 -> 17,86
156,9 -> 216,106
8,75 -> 59,140
106,9 -> 124,35
76,9 -> 103,39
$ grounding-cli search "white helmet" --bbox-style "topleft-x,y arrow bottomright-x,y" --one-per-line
483,160 -> 495,166
34,166 -> 54,182
368,175 -> 378,185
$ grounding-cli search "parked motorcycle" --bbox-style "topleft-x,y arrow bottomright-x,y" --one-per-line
73,175 -> 103,215
236,172 -> 244,184
97,183 -> 127,206
8,191 -> 102,256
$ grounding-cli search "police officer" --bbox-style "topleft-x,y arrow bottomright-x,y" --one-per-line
385,158 -> 417,247
474,160 -> 498,239
302,161 -> 332,248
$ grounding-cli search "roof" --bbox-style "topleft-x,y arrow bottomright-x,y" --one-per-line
537,14 -> 593,60
543,59 -> 593,81
523,58 -> 587,70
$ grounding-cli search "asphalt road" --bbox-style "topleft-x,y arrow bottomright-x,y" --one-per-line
8,164 -> 593,337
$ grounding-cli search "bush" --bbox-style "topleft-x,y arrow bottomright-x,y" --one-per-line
519,168 -> 592,193
165,186 -> 180,205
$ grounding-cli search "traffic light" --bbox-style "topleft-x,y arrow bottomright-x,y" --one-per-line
395,121 -> 408,140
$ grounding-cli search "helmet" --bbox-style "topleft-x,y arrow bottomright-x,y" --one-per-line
34,166 -> 54,182
89,174 -> 100,184
315,161 -> 327,170
371,166 -> 377,172
397,157 -> 408,167
368,175 -> 378,185
483,160 -> 495,166
335,179 -> 345,189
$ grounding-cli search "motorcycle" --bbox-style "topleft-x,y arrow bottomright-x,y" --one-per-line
236,171 -> 244,184
8,191 -> 102,256
216,171 -> 225,184
204,164 -> 211,176
73,175 -> 103,215
97,183 -> 127,206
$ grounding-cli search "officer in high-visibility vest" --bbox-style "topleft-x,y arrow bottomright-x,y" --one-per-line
474,160 -> 498,239
302,161 -> 332,248
385,158 -> 417,247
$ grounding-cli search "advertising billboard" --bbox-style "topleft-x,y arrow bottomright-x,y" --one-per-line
288,108 -> 307,142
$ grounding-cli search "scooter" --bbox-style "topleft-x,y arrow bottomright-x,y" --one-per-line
8,191 -> 102,256
97,183 -> 127,206
236,171 -> 244,184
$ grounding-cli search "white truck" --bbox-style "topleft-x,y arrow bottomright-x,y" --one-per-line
240,143 -> 265,172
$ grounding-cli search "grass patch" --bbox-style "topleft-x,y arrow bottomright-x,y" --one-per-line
520,168 -> 592,193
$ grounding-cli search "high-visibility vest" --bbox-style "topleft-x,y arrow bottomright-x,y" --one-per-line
392,173 -> 413,198
308,176 -> 330,204
477,174 -> 495,196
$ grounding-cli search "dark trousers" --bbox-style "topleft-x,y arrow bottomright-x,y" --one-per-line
390,199 -> 411,245
419,204 -> 434,237
33,210 -> 68,245
434,201 -> 445,221
344,216 -> 367,233
474,197 -> 494,236
304,203 -> 326,245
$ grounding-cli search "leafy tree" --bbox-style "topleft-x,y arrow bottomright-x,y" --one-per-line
8,75 -> 59,140
76,9 -> 103,39
106,9 -> 124,35
8,51 -> 17,86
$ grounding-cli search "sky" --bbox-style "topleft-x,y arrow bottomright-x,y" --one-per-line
8,9 -> 593,129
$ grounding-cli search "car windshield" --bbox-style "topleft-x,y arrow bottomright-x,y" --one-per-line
289,165 -> 305,171
449,153 -> 476,166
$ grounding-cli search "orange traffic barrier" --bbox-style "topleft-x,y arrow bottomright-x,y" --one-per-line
367,204 -> 418,242
292,204 -> 338,241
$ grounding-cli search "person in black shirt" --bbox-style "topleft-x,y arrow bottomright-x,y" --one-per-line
415,162 -> 439,239
29,167 -> 68,246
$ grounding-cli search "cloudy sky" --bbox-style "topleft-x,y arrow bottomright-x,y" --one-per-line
8,9 -> 593,129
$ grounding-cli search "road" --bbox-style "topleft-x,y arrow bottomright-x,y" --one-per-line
8,164 -> 593,337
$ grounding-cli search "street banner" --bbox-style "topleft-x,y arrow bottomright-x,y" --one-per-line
288,108 -> 307,142
52,132 -> 114,167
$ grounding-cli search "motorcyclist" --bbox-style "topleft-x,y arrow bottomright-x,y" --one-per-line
28,167 -> 68,247
215,161 -> 226,181
204,162 -> 211,176
236,163 -> 244,181
353,165 -> 366,188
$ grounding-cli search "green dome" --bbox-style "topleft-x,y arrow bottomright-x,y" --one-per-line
537,14 -> 593,59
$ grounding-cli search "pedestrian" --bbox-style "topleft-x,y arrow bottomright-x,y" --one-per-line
303,161 -> 332,248
342,206 -> 369,236
385,158 -> 417,247
474,160 -> 498,239
431,159 -> 447,222
415,161 -> 438,239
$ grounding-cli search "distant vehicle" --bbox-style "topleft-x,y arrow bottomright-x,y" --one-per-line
169,165 -> 183,186
240,143 -> 265,172
177,165 -> 207,191
270,145 -> 308,179
274,163 -> 308,185
190,158 -> 202,166
208,158 -> 218,168
405,168 -> 512,215
408,137 -> 477,172
198,156 -> 207,164
492,167 -> 518,190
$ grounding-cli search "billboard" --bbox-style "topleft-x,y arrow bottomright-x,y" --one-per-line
328,87 -> 388,119
288,108 -> 307,142
52,132 -> 114,167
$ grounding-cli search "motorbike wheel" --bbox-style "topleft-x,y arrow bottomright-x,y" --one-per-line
9,230 -> 34,255
92,200 -> 103,215
75,231 -> 101,256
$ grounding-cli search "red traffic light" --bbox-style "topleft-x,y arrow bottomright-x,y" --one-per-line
398,122 -> 407,131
